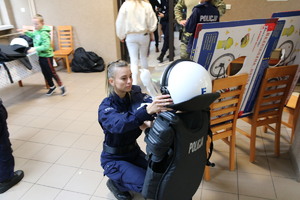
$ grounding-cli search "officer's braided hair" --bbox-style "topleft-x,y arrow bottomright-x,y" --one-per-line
106,60 -> 129,96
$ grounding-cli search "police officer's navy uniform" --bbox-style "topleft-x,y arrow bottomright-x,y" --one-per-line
0,98 -> 15,183
185,1 -> 220,54
98,85 -> 154,193
0,99 -> 24,194
157,0 -> 169,62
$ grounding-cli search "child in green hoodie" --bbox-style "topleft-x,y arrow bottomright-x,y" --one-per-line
22,14 -> 66,96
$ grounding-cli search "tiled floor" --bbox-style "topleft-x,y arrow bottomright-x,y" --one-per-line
1,35 -> 300,200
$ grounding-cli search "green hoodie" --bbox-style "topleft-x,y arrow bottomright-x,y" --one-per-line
25,25 -> 53,57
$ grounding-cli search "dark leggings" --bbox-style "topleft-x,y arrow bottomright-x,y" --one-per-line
39,57 -> 63,87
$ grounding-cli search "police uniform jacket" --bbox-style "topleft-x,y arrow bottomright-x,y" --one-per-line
185,1 -> 220,53
98,85 -> 154,161
185,1 -> 220,34
160,0 -> 169,23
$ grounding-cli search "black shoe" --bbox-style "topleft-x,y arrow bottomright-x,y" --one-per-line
0,170 -> 24,194
46,86 -> 56,96
60,86 -> 67,96
157,54 -> 164,63
155,46 -> 159,52
106,179 -> 132,200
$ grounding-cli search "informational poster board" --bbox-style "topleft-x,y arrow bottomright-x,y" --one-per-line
271,10 -> 300,99
191,18 -> 278,116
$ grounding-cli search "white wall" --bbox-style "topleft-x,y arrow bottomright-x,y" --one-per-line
8,0 -> 120,63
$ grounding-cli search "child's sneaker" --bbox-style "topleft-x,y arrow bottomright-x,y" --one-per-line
46,86 -> 56,96
60,86 -> 67,96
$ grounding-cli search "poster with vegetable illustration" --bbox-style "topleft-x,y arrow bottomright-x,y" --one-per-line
191,18 -> 278,116
271,10 -> 300,100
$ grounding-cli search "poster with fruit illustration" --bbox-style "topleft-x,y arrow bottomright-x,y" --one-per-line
190,18 -> 278,116
271,10 -> 300,100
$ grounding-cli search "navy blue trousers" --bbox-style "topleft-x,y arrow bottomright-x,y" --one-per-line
101,148 -> 147,193
160,21 -> 169,55
0,102 -> 14,182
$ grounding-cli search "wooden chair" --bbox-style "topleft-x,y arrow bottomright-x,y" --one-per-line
204,73 -> 248,181
53,26 -> 74,73
236,65 -> 298,162
281,92 -> 300,143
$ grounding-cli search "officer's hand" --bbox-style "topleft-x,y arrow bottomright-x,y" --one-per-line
146,95 -> 173,115
158,13 -> 165,18
140,121 -> 153,131
180,20 -> 187,26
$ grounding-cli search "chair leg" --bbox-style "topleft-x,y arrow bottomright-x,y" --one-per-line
65,56 -> 71,73
229,135 -> 235,171
263,125 -> 268,133
274,122 -> 281,157
263,118 -> 268,133
290,127 -> 295,144
249,126 -> 257,162
290,114 -> 295,143
204,138 -> 211,181
204,166 -> 211,181
18,80 -> 23,87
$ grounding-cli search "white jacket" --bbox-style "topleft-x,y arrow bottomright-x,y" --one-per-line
116,0 -> 158,40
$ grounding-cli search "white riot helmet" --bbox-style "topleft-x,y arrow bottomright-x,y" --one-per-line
160,59 -> 212,104
10,38 -> 29,47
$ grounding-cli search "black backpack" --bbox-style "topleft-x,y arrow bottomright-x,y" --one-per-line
71,47 -> 105,72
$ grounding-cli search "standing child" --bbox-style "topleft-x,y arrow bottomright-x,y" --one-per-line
21,14 -> 66,96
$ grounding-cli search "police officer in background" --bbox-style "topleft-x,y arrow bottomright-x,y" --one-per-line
0,98 -> 24,194
156,0 -> 170,63
149,0 -> 162,53
185,0 -> 220,55
175,0 -> 226,59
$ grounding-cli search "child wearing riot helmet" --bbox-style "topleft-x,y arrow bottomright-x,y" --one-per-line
98,60 -> 172,200
18,14 -> 66,96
